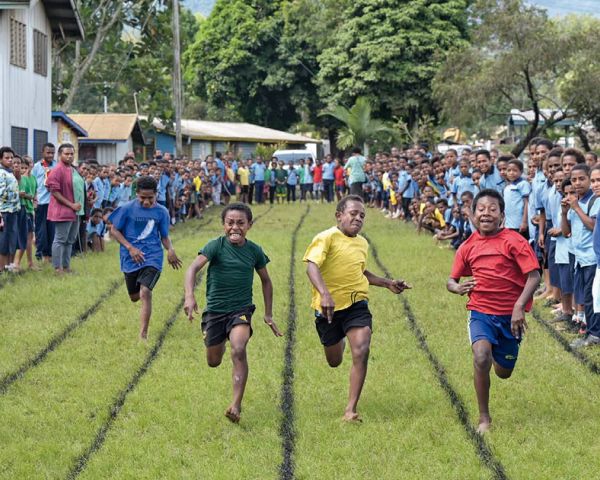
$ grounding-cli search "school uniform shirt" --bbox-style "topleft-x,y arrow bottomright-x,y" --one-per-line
102,178 -> 111,202
322,162 -> 335,181
503,179 -> 531,229
402,179 -> 420,199
479,165 -> 505,192
303,226 -> 369,313
252,163 -> 266,182
31,160 -> 56,205
92,177 -> 105,209
199,236 -> 269,313
444,165 -> 460,185
567,190 -> 599,267
158,173 -> 170,202
451,229 -> 539,315
108,200 -> 170,273
451,174 -> 477,202
594,215 -> 600,266
287,168 -> 299,186
86,220 -> 104,236
548,188 -> 569,265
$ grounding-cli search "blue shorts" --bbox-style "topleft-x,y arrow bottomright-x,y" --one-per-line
574,263 -> 588,306
557,253 -> 575,295
468,310 -> 520,370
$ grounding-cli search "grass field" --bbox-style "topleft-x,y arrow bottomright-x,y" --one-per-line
2,202 -> 600,479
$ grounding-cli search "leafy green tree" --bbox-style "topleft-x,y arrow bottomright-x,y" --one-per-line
433,0 -> 600,155
316,0 -> 470,125
321,97 -> 396,154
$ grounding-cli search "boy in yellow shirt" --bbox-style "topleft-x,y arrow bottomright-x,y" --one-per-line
237,164 -> 250,203
303,195 -> 411,421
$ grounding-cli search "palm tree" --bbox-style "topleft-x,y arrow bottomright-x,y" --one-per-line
320,97 -> 396,155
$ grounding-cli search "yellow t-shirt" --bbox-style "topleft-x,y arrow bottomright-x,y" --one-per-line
418,204 -> 446,228
303,226 -> 369,313
193,176 -> 202,192
238,167 -> 250,186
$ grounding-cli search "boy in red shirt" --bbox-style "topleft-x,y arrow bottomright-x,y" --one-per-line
312,160 -> 324,202
447,189 -> 540,434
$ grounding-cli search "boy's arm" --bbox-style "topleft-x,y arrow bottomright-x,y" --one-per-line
446,276 -> 476,295
511,270 -> 541,339
110,225 -> 144,264
306,261 -> 335,322
570,199 -> 596,231
520,197 -> 529,233
560,201 -> 572,237
537,210 -> 546,248
364,270 -> 410,294
256,267 -> 283,337
183,254 -> 209,321
161,236 -> 182,269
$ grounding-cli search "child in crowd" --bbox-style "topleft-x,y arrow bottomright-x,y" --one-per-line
184,203 -> 283,423
109,176 -> 182,340
447,189 -> 540,433
86,208 -> 105,252
303,195 -> 410,421
503,159 -> 530,237
561,165 -> 600,348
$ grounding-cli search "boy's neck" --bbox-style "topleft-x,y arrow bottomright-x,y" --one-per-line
478,227 -> 502,237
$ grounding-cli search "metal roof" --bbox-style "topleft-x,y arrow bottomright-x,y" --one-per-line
51,111 -> 88,137
69,113 -> 145,144
151,118 -> 321,144
42,0 -> 84,40
508,109 -> 577,127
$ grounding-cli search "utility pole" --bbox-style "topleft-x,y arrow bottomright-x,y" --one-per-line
172,0 -> 183,156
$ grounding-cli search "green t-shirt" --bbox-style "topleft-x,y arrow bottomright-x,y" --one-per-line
200,236 -> 270,313
275,168 -> 288,183
72,169 -> 85,216
19,175 -> 37,214
346,155 -> 366,184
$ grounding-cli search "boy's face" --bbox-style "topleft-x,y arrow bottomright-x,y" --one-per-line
546,157 -> 561,178
460,161 -> 469,175
12,158 -> 22,174
585,153 -> 597,168
561,155 -> 576,176
476,154 -> 491,174
137,189 -> 157,208
553,171 -> 565,192
91,212 -> 102,225
336,200 -> 365,237
570,169 -> 591,196
471,171 -> 481,185
1,151 -> 14,169
473,195 -> 503,235
496,161 -> 508,179
591,169 -> 600,196
223,210 -> 252,245
506,164 -> 521,182
563,184 -> 576,205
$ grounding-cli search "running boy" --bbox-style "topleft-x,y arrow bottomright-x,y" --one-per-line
303,195 -> 410,421
109,176 -> 182,340
183,203 -> 283,423
447,189 -> 540,433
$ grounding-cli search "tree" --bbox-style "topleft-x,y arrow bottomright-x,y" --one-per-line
316,0 -> 470,126
433,0 -> 600,156
320,97 -> 396,155
185,0 -> 301,129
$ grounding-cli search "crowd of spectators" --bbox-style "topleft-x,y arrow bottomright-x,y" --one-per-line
1,139 -> 599,347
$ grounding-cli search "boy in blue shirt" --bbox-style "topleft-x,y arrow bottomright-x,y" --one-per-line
109,176 -> 182,340
591,167 -> 600,326
86,208 -> 105,252
503,159 -> 531,236
561,165 -> 600,348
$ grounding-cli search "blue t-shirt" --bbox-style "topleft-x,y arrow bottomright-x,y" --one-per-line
86,219 -> 104,236
567,190 -> 599,267
451,174 -> 477,203
92,177 -> 105,208
503,179 -> 531,229
31,160 -> 56,205
322,162 -> 335,180
252,163 -> 266,182
158,173 -> 170,202
109,200 -> 170,273
594,212 -> 600,266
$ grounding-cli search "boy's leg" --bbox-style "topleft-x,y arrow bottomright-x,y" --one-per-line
472,339 -> 493,433
323,339 -> 345,367
344,326 -> 371,421
226,323 -> 251,423
139,285 -> 152,339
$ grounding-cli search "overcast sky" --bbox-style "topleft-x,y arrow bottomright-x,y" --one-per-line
528,0 -> 600,16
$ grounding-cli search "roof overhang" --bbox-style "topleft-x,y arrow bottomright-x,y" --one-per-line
42,0 -> 84,40
52,111 -> 88,137
79,139 -> 128,144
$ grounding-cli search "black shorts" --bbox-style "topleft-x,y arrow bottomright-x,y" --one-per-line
124,267 -> 161,296
314,300 -> 372,347
241,185 -> 249,194
201,305 -> 255,347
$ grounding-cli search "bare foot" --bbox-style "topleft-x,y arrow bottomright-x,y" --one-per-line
476,415 -> 492,434
225,405 -> 241,423
28,264 -> 41,271
343,411 -> 362,423
139,332 -> 148,341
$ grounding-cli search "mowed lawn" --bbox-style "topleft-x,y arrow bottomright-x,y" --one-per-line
1,202 -> 599,479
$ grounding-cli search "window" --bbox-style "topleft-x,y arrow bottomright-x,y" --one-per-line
11,127 -> 28,156
33,130 -> 48,162
33,29 -> 48,76
10,18 -> 27,69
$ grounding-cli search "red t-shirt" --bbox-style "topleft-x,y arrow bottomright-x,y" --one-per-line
450,229 -> 539,315
334,166 -> 345,186
313,165 -> 323,183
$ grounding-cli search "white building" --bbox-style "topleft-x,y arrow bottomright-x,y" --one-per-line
0,0 -> 83,160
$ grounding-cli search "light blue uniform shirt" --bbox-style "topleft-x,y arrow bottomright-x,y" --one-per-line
322,162 -> 335,180
567,190 -> 599,267
479,165 -> 505,192
252,163 -> 266,182
93,177 -> 105,208
31,160 -> 56,205
503,179 -> 531,229
451,174 -> 478,203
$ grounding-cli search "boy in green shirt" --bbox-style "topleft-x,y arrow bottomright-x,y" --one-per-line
184,203 -> 283,423
14,156 -> 37,270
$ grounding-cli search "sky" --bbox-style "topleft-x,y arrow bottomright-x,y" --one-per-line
185,1 -> 599,18
528,0 -> 600,17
